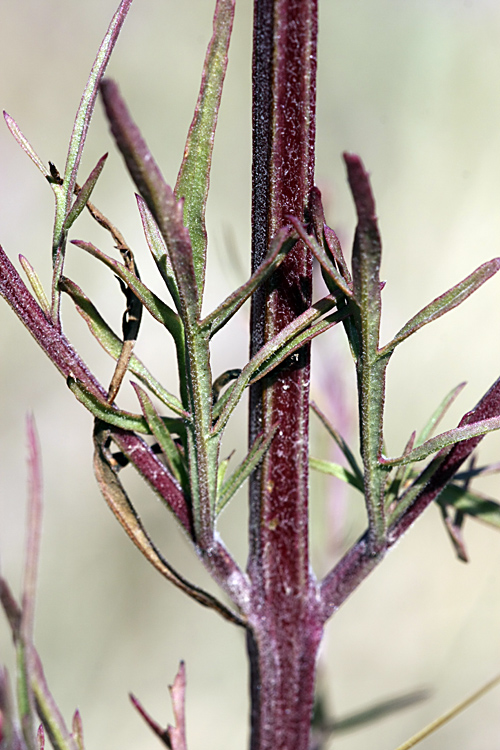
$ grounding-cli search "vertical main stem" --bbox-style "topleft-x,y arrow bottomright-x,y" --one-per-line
248,1 -> 322,749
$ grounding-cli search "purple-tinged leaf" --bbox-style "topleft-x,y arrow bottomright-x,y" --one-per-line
100,79 -> 175,230
380,259 -> 500,356
37,725 -> 45,750
71,711 -> 84,750
344,152 -> 388,545
63,154 -> 108,231
166,662 -> 188,750
21,416 -> 43,646
345,152 -> 381,329
175,0 -> 235,295
100,80 -> 200,318
309,186 -> 352,287
287,215 -> 353,300
3,112 -> 49,178
129,694 -> 171,748
71,240 -> 182,339
201,226 -> 297,336
93,423 -> 244,626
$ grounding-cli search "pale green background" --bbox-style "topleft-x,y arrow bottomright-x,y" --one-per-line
1,1 -> 500,749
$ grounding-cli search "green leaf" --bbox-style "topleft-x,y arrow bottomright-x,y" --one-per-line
344,152 -> 387,545
309,457 -> 363,492
382,414 -> 500,467
61,277 -> 186,416
50,0 -> 133,323
68,376 -> 149,432
213,297 -> 342,434
380,259 -> 500,357
136,195 -> 180,310
201,226 -> 297,336
71,240 -> 182,340
60,1 -> 133,207
63,153 -> 108,231
310,401 -> 364,486
393,383 -> 467,497
175,0 -> 235,296
437,484 -> 500,530
216,426 -> 277,514
415,382 -> 467,446
132,383 -> 188,490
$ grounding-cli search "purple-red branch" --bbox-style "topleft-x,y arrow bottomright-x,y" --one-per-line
0,245 -> 191,530
319,374 -> 500,621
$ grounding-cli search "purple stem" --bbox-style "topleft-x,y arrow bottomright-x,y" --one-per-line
247,1 -> 321,749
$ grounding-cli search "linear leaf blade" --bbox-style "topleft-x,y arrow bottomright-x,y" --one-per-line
382,259 -> 500,356
175,0 -> 235,295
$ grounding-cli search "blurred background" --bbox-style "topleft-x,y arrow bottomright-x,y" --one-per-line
1,0 -> 500,748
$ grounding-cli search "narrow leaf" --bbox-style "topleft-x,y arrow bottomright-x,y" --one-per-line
309,458 -> 363,492
216,426 -> 277,514
19,256 -> 50,316
21,416 -> 43,645
213,297 -> 342,434
287,215 -> 353,300
71,240 -> 182,339
61,0 -> 133,205
63,154 -> 108,231
132,383 -> 188,489
381,259 -> 500,357
129,694 -> 171,747
68,376 -> 153,434
3,112 -> 50,178
416,382 -> 467,447
201,226 -> 297,336
60,277 -> 186,416
166,661 -> 188,750
30,648 -> 79,750
175,0 -> 235,295
382,414 -> 500,467
309,185 -> 353,288
136,194 -> 180,309
437,484 -> 500,530
71,712 -> 84,750
310,401 -> 364,485
393,673 -> 500,750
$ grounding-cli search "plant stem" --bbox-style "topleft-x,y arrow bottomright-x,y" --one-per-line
247,1 -> 321,748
